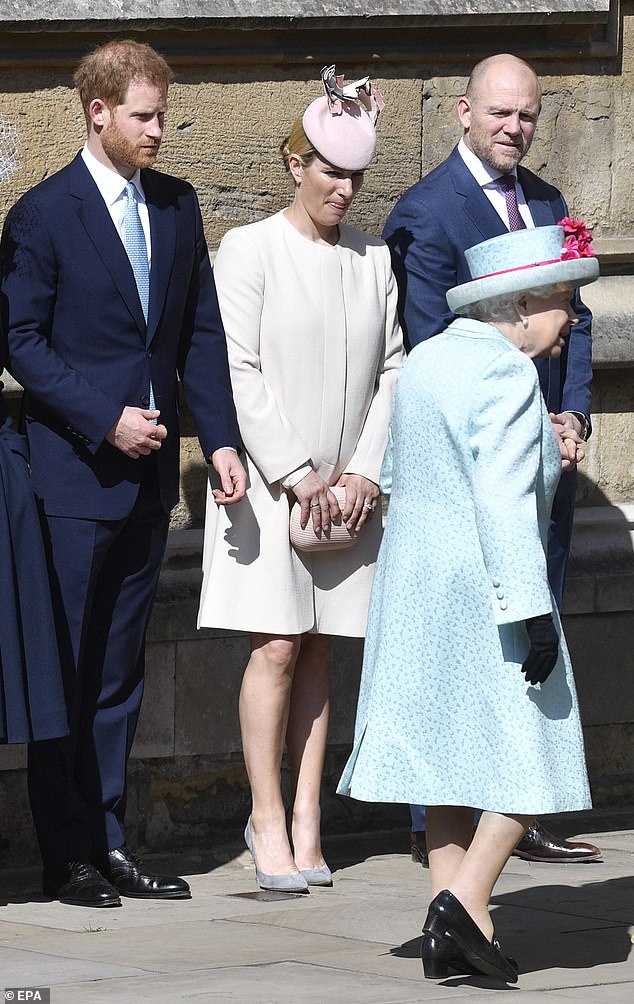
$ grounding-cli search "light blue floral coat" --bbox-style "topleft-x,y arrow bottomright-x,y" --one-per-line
337,318 -> 591,815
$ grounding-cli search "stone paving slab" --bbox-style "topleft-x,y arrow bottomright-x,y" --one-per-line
0,943 -> 147,984
0,827 -> 631,1002
556,984 -> 634,1001
1,919 -> 396,978
33,963 -> 458,1004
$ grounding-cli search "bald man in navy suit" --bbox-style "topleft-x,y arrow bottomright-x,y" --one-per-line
1,40 -> 246,906
384,54 -> 601,865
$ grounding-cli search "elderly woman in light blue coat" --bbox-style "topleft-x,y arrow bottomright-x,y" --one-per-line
338,224 -> 599,984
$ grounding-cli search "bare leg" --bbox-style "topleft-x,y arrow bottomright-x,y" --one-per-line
427,806 -> 533,941
239,633 -> 302,876
426,805 -> 475,898
286,634 -> 331,871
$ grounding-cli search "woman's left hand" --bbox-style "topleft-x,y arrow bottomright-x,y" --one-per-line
336,474 -> 380,533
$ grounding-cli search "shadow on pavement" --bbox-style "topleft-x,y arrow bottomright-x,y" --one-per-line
390,874 -> 633,980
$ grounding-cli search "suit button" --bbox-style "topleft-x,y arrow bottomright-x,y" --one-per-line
500,600 -> 508,611
492,579 -> 501,588
496,589 -> 504,599
141,396 -> 150,406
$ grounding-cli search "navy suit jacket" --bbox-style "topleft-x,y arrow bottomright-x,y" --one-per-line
383,145 -> 593,419
0,153 -> 240,519
0,289 -> 9,426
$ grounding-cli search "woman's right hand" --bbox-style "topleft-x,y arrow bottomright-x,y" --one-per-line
292,471 -> 341,532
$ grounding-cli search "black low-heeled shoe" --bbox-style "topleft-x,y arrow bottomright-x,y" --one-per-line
421,932 -> 480,979
423,890 -> 518,984
421,931 -> 518,980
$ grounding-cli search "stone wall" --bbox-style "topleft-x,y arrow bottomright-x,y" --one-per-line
0,1 -> 632,868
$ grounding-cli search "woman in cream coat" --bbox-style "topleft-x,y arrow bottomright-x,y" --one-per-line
198,69 -> 403,891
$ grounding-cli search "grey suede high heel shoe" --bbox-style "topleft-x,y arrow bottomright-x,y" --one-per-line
244,818 -> 309,893
300,864 -> 333,887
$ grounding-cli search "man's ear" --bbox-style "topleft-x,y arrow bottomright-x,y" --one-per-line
88,98 -> 110,130
456,96 -> 471,131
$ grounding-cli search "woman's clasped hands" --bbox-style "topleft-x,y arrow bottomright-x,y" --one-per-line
293,470 -> 379,534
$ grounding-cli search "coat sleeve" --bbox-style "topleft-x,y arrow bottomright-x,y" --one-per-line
1,195 -> 122,452
557,199 -> 593,419
212,228 -> 312,484
382,194 -> 456,351
560,285 -> 592,420
469,350 -> 554,626
343,251 -> 404,484
176,191 -> 241,459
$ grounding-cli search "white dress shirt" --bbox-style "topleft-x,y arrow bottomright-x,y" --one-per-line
81,145 -> 151,265
80,146 -> 238,456
458,138 -> 535,230
457,140 -> 587,432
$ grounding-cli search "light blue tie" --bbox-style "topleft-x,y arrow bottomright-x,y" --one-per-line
121,181 -> 156,415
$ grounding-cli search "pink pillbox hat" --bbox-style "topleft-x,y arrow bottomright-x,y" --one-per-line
302,65 -> 384,172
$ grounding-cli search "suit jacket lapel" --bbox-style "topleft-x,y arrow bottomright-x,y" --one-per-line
68,154 -> 147,336
143,169 -> 176,347
447,147 -> 508,241
518,167 -> 557,226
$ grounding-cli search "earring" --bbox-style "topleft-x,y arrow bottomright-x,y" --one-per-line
521,316 -> 529,329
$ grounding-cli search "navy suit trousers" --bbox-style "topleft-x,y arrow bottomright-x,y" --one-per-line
28,457 -> 169,866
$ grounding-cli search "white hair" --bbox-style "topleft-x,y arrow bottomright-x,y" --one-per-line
466,282 -> 566,323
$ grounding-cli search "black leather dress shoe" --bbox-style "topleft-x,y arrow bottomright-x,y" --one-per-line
42,861 -> 121,907
512,821 -> 602,863
99,844 -> 191,899
423,890 -> 518,984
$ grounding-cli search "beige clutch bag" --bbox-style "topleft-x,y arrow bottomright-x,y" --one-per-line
289,486 -> 357,552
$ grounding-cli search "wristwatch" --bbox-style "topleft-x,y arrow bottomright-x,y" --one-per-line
567,411 -> 591,441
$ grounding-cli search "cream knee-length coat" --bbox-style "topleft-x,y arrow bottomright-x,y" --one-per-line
198,211 -> 404,637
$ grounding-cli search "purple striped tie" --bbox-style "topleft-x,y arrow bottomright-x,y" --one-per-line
498,174 -> 526,231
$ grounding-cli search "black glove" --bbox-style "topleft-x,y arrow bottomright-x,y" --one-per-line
521,614 -> 559,685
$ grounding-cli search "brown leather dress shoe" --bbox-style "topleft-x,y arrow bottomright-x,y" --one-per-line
512,821 -> 602,862
410,830 -> 429,867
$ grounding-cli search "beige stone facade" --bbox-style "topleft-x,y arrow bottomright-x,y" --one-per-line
0,1 -> 632,865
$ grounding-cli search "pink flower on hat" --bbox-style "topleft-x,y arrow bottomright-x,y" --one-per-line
558,217 -> 594,260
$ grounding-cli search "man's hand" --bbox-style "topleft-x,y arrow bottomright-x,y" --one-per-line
211,448 -> 247,505
336,473 -> 380,533
106,406 -> 167,459
549,412 -> 585,471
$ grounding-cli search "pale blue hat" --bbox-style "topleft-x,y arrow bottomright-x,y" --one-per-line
446,225 -> 599,315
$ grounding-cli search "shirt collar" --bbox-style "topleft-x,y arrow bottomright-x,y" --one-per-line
81,144 -> 145,206
457,137 -> 517,189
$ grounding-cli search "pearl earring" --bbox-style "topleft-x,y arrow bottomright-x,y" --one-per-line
522,316 -> 529,329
